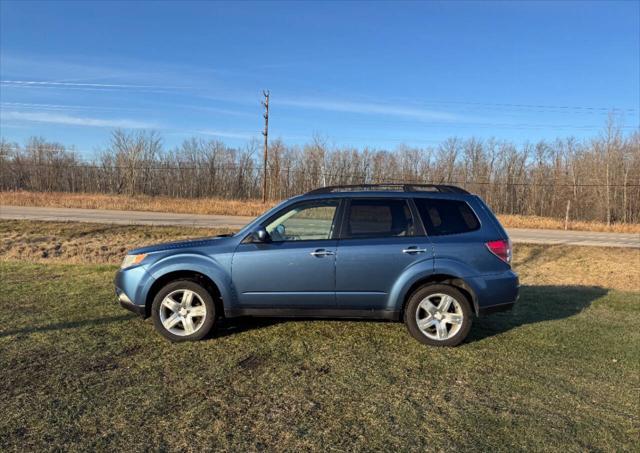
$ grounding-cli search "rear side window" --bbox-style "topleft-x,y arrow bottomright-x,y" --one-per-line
345,199 -> 416,238
415,198 -> 480,236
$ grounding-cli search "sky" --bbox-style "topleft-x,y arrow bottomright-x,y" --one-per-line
0,0 -> 638,158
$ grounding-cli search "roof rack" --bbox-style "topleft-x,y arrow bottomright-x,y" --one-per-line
306,183 -> 470,195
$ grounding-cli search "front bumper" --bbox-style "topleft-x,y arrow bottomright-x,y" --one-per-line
114,265 -> 155,318
116,289 -> 146,316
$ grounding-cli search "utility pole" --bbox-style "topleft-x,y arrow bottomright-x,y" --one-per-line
261,90 -> 270,203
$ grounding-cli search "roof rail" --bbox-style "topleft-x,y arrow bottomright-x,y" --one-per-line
306,183 -> 470,195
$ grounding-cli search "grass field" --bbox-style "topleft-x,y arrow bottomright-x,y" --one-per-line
3,190 -> 640,234
1,220 -> 639,451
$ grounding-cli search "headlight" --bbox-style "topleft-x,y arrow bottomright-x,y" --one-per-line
120,253 -> 148,269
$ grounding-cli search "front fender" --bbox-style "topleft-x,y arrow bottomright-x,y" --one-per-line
145,253 -> 235,309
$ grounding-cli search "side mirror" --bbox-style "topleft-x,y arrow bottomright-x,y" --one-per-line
253,227 -> 270,243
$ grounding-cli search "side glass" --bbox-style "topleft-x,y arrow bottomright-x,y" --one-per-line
414,198 -> 480,236
265,201 -> 339,242
345,199 -> 416,238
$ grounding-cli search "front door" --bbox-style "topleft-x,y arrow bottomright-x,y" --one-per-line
232,199 -> 341,308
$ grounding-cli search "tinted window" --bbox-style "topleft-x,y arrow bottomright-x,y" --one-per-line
266,200 -> 338,241
415,198 -> 480,236
345,199 -> 415,238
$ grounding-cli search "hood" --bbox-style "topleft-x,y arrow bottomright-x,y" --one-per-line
128,234 -> 234,255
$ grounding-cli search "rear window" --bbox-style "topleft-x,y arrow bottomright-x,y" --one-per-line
415,198 -> 480,236
345,199 -> 416,238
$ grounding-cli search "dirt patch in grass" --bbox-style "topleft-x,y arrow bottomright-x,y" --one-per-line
3,190 -> 639,233
2,220 -> 639,291
0,220 -> 232,265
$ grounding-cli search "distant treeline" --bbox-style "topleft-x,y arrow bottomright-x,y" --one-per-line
1,124 -> 639,223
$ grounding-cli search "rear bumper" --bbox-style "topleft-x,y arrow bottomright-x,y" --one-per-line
479,301 -> 515,316
469,270 -> 519,316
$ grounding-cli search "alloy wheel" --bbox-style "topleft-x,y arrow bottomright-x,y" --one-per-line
158,289 -> 208,336
415,293 -> 464,341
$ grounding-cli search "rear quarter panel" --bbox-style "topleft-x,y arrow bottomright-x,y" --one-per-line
387,194 -> 516,314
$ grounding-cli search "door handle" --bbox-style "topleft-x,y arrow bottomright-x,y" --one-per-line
310,249 -> 335,257
402,247 -> 427,254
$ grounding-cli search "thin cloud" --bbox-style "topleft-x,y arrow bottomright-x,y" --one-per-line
279,97 -> 460,122
0,80 -> 185,96
0,111 -> 156,129
0,80 -> 180,89
1,101 -> 142,113
195,129 -> 256,139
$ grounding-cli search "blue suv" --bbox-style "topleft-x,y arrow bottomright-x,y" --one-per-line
115,184 -> 519,346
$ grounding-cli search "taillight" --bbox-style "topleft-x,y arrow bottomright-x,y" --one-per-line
486,239 -> 512,264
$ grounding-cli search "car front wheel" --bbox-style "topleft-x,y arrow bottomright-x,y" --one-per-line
151,280 -> 216,342
404,284 -> 472,347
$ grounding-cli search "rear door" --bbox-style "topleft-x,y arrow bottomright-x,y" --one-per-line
334,198 -> 433,310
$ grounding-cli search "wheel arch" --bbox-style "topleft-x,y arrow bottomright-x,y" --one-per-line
145,270 -> 224,318
400,274 -> 479,317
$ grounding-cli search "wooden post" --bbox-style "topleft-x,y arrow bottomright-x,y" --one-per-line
564,199 -> 571,231
261,90 -> 270,203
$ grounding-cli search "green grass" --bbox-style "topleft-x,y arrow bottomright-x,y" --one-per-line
1,261 -> 639,451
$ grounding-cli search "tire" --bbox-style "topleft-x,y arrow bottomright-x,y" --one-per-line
404,284 -> 472,347
151,280 -> 216,342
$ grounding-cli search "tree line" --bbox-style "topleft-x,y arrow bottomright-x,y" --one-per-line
1,123 -> 639,224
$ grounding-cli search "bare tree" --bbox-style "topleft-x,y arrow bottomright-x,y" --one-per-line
2,119 -> 639,224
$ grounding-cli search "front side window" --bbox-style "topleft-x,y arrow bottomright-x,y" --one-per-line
345,199 -> 416,239
265,200 -> 338,241
415,198 -> 480,236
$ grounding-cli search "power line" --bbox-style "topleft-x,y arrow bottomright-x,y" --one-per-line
3,80 -> 636,113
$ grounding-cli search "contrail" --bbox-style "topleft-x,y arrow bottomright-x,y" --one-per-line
0,79 -> 187,90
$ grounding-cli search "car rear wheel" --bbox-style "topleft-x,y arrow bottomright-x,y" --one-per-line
151,280 -> 216,342
404,284 -> 472,347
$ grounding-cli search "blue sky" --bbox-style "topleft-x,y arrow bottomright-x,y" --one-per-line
0,0 -> 638,158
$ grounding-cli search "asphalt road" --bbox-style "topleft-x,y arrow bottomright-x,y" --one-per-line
2,205 -> 639,248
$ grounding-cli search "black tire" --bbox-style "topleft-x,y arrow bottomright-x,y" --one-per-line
151,280 -> 216,342
404,284 -> 472,347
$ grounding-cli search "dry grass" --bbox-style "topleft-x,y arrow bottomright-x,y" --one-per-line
512,242 -> 640,292
0,190 -> 275,217
3,190 -> 640,233
2,220 -> 639,291
498,213 -> 640,234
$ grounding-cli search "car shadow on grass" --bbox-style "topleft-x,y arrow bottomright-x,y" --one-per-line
467,284 -> 608,342
210,285 -> 608,343
213,317 -> 285,339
